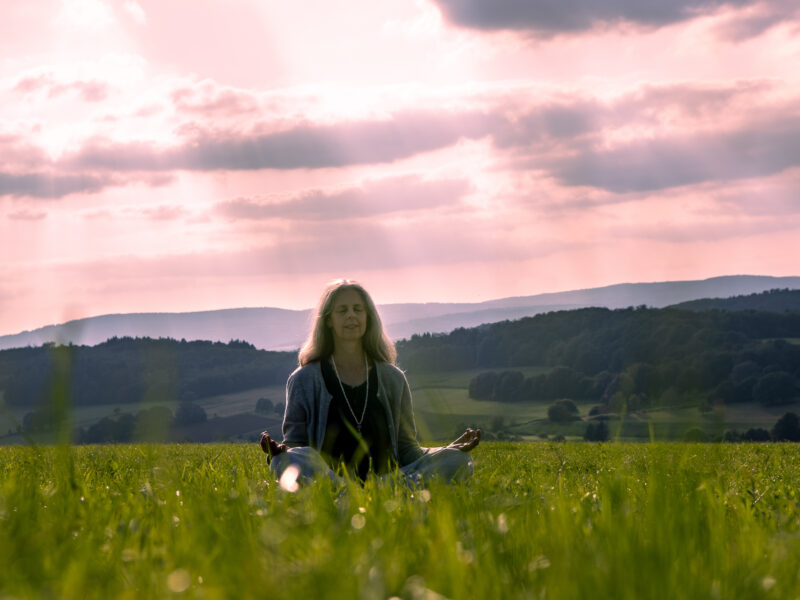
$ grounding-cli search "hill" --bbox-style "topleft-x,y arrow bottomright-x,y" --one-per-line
2,275 -> 799,351
3,299 -> 800,444
669,288 -> 800,312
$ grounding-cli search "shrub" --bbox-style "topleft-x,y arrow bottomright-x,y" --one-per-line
174,402 -> 207,425
548,399 -> 579,423
255,397 -> 274,414
584,421 -> 609,442
771,412 -> 800,442
742,428 -> 771,442
683,427 -> 708,442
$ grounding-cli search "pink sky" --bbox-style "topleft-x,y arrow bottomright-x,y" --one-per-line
1,0 -> 799,335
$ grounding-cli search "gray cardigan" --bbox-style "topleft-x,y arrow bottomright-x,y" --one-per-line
282,361 -> 426,467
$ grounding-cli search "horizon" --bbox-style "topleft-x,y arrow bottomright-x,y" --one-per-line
2,1 -> 799,335
3,272 -> 799,339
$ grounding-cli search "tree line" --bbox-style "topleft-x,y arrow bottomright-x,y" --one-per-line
2,296 -> 799,435
0,337 -> 297,409
399,305 -> 800,411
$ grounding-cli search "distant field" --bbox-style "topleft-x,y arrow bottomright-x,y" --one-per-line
3,364 -> 798,445
194,385 -> 285,418
407,366 -> 551,390
408,367 -> 800,442
2,442 -> 799,599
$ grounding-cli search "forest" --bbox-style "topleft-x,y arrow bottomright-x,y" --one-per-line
1,289 -> 799,441
399,305 -> 800,410
0,337 -> 296,409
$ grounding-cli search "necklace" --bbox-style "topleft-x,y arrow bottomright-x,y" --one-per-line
331,355 -> 369,434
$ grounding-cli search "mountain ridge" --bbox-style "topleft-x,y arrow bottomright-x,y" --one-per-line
2,275 -> 799,351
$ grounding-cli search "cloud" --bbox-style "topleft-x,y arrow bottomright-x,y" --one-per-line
13,72 -> 109,102
55,0 -> 115,32
0,170 -> 175,199
610,215 -> 800,243
139,205 -> 187,221
65,110 -> 498,171
491,101 -> 604,148
0,134 -> 49,169
548,115 -> 800,192
216,175 -> 471,221
10,81 -> 796,202
7,209 -> 47,221
170,80 -> 260,117
51,214 -> 542,281
431,0 -> 773,35
712,2 -> 800,40
123,0 -> 146,25
0,172 -> 110,198
712,169 -> 800,216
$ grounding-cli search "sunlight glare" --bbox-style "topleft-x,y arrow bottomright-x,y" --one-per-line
279,465 -> 300,493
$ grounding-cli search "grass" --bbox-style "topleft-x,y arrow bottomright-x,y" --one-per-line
1,442 -> 799,599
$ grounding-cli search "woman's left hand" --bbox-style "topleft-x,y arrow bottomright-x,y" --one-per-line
448,427 -> 481,452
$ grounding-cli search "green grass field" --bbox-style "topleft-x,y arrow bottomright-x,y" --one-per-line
2,442 -> 799,599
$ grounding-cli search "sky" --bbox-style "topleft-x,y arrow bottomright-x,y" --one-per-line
1,0 -> 799,335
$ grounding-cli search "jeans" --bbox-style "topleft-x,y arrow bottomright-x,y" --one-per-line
269,445 -> 474,487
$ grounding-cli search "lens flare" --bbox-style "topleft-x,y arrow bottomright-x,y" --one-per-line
279,465 -> 300,493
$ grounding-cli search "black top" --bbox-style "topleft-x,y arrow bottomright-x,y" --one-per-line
320,358 -> 394,480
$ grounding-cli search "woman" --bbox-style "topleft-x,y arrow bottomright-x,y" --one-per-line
260,279 -> 480,485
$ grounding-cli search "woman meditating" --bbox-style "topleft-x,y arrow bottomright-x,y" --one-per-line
260,279 -> 480,485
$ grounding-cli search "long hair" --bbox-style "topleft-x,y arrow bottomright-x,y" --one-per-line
298,279 -> 397,366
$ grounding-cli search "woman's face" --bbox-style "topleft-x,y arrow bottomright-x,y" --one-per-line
327,288 -> 368,345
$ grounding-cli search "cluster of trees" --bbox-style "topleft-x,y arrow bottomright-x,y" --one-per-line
445,305 -> 800,410
580,412 -> 800,444
672,289 -> 800,313
255,397 -> 285,415
19,401 -> 211,443
20,402 -> 210,443
469,367 -> 608,403
0,337 -> 296,409
719,412 -> 800,443
77,403 -> 208,444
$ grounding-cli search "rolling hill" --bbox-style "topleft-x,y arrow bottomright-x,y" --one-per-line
2,275 -> 799,352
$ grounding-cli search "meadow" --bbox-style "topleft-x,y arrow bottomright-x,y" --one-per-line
2,442 -> 799,599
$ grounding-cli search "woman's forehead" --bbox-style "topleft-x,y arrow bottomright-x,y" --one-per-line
333,288 -> 364,306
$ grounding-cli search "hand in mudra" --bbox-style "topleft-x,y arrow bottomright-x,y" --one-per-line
448,427 -> 481,452
260,431 -> 287,458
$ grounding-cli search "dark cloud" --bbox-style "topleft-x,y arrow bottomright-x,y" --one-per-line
0,134 -> 49,169
549,117 -> 800,192
491,101 -> 604,148
0,172 -> 110,198
713,3 -> 799,40
65,111 -> 499,171
491,83 -> 764,152
216,175 -> 471,221
0,170 -> 174,199
431,0 -> 767,35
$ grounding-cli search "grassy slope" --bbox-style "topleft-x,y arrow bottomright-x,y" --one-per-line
1,443 -> 799,599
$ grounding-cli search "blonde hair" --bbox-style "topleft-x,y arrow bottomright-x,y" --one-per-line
298,279 -> 396,366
